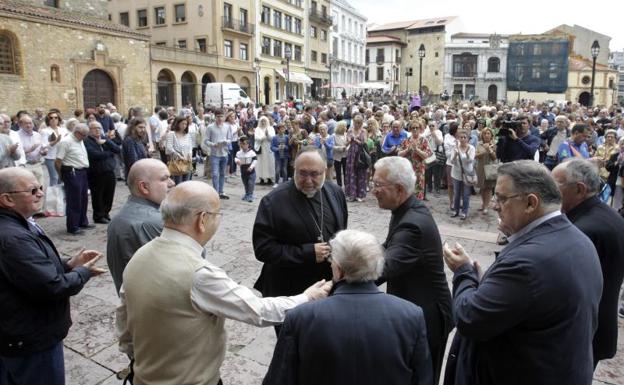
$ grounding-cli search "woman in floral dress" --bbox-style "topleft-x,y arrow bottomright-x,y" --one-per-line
398,120 -> 432,200
345,115 -> 368,202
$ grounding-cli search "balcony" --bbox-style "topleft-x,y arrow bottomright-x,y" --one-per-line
222,17 -> 255,36
150,45 -> 218,67
309,9 -> 333,26
375,55 -> 385,64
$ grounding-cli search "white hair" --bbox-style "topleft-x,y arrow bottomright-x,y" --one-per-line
374,156 -> 416,195
330,230 -> 384,283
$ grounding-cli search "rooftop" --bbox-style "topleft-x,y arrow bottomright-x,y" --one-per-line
367,16 -> 457,32
366,35 -> 405,45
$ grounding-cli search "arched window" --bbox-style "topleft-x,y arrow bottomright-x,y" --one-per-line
50,65 -> 60,82
487,57 -> 500,73
0,32 -> 17,74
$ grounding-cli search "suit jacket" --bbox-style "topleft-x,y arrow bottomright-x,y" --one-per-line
450,215 -> 602,385
378,195 -> 453,351
84,136 -> 120,175
263,281 -> 433,385
253,181 -> 347,296
566,196 -> 624,361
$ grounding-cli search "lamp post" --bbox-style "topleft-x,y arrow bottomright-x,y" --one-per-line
590,40 -> 600,107
253,58 -> 260,106
392,64 -> 397,94
418,44 -> 425,98
285,46 -> 292,100
326,53 -> 334,100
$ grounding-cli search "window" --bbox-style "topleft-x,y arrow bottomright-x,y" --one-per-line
155,41 -> 167,46
224,40 -> 233,57
322,53 -> 327,64
487,57 -> 500,73
0,34 -> 16,74
320,29 -> 327,41
262,37 -> 271,55
223,3 -> 232,22
273,10 -> 282,29
294,18 -> 302,34
365,69 -> 369,81
240,43 -> 248,60
196,38 -> 207,53
377,66 -> 384,81
240,8 -> 248,26
108,14 -> 112,21
311,26 -> 317,38
395,49 -> 400,62
311,50 -> 317,62
137,9 -> 147,27
44,0 -> 58,7
261,6 -> 270,24
311,1 -> 317,12
274,40 -> 282,57
119,12 -> 129,27
366,49 -> 370,63
321,5 -> 327,16
174,4 -> 186,23
154,7 -> 165,25
435,52 -> 439,57
294,45 -> 302,61
376,48 -> 384,63
177,39 -> 187,49
452,54 -> 477,77
284,15 -> 292,32
284,43 -> 292,59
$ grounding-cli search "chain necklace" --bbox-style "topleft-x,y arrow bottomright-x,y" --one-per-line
308,188 -> 324,242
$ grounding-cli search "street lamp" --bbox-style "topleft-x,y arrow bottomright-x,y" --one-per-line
253,58 -> 260,107
590,40 -> 600,107
418,44 -> 425,98
326,53 -> 334,100
284,45 -> 292,100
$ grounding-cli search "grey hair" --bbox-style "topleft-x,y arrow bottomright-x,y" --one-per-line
559,158 -> 602,195
88,120 -> 103,130
160,187 -> 212,225
74,123 -> 90,135
110,112 -> 122,123
65,118 -> 79,131
498,160 -> 561,205
374,156 -> 416,195
329,230 -> 384,283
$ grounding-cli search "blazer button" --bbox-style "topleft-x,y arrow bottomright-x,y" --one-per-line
8,343 -> 12,347
18,341 -> 23,346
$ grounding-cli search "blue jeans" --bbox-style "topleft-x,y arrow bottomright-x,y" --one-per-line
275,157 -> 288,184
172,172 -> 191,185
210,156 -> 228,194
241,168 -> 256,199
44,159 -> 59,186
452,178 -> 471,215
0,341 -> 64,385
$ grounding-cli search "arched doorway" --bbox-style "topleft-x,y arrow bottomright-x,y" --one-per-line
579,92 -> 591,107
488,84 -> 498,103
181,71 -> 197,108
83,69 -> 115,110
157,69 -> 175,107
224,74 -> 236,83
263,76 -> 271,105
239,76 -> 251,97
201,73 -> 216,105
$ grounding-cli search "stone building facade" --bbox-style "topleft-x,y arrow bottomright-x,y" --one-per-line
0,0 -> 151,117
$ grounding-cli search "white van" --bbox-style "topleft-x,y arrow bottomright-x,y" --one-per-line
204,82 -> 252,108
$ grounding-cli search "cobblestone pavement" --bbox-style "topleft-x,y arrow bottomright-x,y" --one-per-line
35,165 -> 624,385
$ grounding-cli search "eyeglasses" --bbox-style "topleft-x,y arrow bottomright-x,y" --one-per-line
297,170 -> 322,179
491,193 -> 521,206
197,210 -> 223,218
372,181 -> 395,189
4,185 -> 43,195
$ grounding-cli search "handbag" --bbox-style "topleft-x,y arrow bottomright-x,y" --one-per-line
435,144 -> 446,165
44,184 -> 65,217
458,148 -> 477,185
484,161 -> 500,182
168,158 -> 191,176
358,145 -> 371,169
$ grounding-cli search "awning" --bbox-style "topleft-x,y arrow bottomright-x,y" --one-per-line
275,69 -> 313,85
358,82 -> 391,90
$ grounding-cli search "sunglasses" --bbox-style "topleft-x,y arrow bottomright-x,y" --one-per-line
5,185 -> 43,195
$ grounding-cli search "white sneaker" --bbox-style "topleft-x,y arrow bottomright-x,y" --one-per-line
273,183 -> 278,188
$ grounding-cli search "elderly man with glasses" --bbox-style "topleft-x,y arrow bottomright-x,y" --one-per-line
0,167 -> 105,385
443,160 -> 602,385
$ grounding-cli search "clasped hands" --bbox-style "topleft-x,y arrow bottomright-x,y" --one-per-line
443,242 -> 483,279
67,248 -> 107,276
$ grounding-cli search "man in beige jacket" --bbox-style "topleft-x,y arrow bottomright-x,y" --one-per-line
116,181 -> 331,385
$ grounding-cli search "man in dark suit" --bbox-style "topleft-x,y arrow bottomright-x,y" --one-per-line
443,160 -> 602,385
553,158 -> 624,369
263,229 -> 433,385
253,149 -> 347,334
372,156 -> 453,383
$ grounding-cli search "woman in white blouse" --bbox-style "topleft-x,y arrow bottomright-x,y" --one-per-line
40,110 -> 68,186
166,116 -> 193,185
450,129 -> 476,220
254,116 -> 275,185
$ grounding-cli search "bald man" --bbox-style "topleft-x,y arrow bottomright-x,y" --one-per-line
0,167 -> 104,385
117,181 -> 331,384
107,159 -> 175,294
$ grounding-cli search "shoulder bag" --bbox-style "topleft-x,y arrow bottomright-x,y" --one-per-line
458,148 -> 478,185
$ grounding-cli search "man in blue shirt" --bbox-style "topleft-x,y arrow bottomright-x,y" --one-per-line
556,124 -> 590,161
496,114 -> 541,163
381,120 -> 408,156
538,105 -> 556,126
96,104 -> 115,133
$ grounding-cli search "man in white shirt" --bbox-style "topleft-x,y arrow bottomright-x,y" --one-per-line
17,114 -> 47,186
1,114 -> 25,166
117,181 -> 331,384
55,124 -> 93,235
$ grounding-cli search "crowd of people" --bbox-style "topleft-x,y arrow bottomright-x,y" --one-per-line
1,94 -> 624,385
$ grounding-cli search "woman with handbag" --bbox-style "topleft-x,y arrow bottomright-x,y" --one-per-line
475,127 -> 497,214
450,129 -> 476,220
398,120 -> 433,200
165,116 -> 193,185
345,115 -> 368,202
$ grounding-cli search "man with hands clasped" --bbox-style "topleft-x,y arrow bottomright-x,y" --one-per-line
441,160 -> 602,385
0,167 -> 105,385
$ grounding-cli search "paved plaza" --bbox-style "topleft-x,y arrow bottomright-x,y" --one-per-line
36,166 -> 624,385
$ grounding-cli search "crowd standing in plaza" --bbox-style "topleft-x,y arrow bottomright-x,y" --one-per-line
1,92 -> 624,385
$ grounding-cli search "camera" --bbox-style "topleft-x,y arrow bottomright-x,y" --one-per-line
497,118 -> 521,137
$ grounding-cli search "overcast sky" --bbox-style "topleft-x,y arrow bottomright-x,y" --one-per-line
356,0 -> 624,53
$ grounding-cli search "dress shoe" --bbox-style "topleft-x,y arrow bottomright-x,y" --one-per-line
219,194 -> 230,200
94,218 -> 110,224
69,229 -> 86,236
80,224 -> 96,229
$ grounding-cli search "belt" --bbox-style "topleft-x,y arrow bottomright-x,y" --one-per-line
61,165 -> 87,172
26,160 -> 41,165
